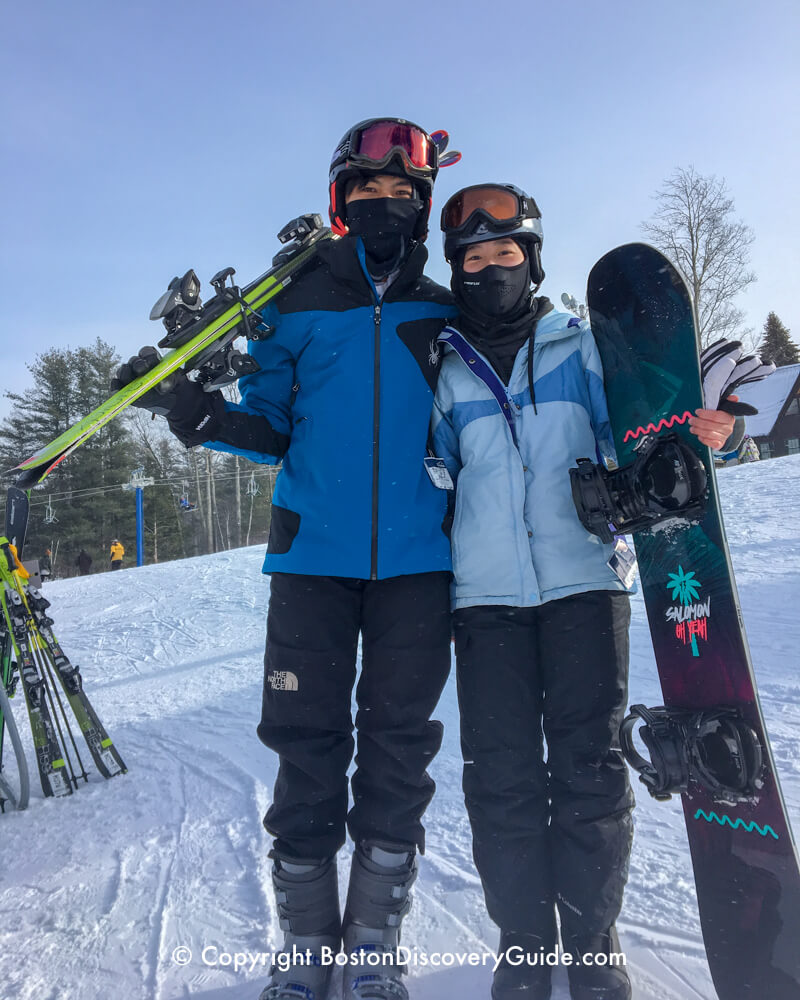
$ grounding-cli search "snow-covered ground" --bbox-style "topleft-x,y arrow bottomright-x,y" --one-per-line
2,456 -> 799,1000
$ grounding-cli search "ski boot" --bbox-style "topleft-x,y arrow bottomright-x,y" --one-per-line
491,927 -> 557,1000
563,925 -> 631,1000
259,856 -> 340,1000
342,842 -> 417,1000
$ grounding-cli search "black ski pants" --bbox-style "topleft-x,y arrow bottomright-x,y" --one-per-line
257,571 -> 452,860
454,591 -> 635,940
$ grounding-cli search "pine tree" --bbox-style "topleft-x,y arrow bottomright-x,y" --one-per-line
760,312 -> 800,367
1,342 -> 278,573
0,341 -> 138,574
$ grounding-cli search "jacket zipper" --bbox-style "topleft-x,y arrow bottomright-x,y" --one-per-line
371,303 -> 382,580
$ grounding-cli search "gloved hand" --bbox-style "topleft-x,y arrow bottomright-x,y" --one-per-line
700,339 -> 776,415
110,346 -> 225,447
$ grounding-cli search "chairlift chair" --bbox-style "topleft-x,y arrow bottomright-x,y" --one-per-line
43,496 -> 58,525
245,472 -> 261,498
178,481 -> 197,512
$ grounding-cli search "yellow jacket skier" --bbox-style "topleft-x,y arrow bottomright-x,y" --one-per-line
110,540 -> 124,570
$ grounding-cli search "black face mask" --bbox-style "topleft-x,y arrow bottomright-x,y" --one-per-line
455,258 -> 532,322
346,197 -> 422,277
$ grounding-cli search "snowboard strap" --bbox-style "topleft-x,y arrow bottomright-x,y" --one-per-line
570,433 -> 707,544
620,704 -> 763,802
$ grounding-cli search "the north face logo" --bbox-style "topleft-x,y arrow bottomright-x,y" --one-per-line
268,670 -> 299,692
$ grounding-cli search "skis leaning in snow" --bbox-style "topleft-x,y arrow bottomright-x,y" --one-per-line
1,487 -> 32,810
0,616 -> 30,811
0,536 -> 126,800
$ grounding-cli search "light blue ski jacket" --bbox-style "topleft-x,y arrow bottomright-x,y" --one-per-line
431,308 -> 630,610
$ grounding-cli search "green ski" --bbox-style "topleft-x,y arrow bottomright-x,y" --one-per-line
0,544 -> 73,798
25,586 -> 126,779
0,624 -> 30,811
13,215 -> 332,488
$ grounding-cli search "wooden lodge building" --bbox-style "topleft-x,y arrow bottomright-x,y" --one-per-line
737,363 -> 800,459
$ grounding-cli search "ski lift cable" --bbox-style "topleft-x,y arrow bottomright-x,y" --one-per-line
31,466 -> 279,499
4,467 -> 280,510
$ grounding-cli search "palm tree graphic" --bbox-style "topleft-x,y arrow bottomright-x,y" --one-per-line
667,565 -> 702,606
667,566 -> 704,656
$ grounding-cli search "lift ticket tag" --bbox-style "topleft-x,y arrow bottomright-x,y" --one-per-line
424,457 -> 454,491
608,536 -> 638,588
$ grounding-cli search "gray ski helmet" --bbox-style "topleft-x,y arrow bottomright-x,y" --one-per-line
328,117 -> 439,240
441,183 -> 544,284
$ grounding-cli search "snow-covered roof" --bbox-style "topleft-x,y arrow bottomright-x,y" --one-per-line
737,363 -> 800,437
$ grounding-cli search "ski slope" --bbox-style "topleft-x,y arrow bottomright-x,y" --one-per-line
2,456 -> 799,1000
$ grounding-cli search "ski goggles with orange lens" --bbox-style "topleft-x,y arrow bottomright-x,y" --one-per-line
344,120 -> 437,175
441,183 -> 542,240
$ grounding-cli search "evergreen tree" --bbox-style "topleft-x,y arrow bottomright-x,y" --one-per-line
0,340 -> 138,574
760,312 -> 800,367
1,347 -> 75,474
1,342 -> 277,575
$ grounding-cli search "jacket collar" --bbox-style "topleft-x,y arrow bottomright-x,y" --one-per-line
321,236 -> 429,302
439,307 -> 584,349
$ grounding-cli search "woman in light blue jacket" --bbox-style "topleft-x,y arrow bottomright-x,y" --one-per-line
431,184 -> 737,1000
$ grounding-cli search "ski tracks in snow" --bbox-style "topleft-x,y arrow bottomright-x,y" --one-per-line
0,708 -> 274,1000
2,462 -> 799,999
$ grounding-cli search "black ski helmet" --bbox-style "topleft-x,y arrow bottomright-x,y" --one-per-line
328,118 -> 440,241
441,183 -> 545,285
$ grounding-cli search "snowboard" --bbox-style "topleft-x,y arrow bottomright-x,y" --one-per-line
586,243 -> 800,1000
4,486 -> 29,554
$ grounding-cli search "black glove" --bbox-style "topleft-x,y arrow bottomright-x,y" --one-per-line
700,339 -> 775,415
110,347 -> 226,447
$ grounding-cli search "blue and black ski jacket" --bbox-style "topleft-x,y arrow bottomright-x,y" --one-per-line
206,237 -> 456,579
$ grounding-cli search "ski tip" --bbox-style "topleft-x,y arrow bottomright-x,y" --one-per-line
12,466 -> 43,490
12,450 -> 68,489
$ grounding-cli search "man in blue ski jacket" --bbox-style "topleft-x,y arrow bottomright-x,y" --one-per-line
114,119 -> 457,1000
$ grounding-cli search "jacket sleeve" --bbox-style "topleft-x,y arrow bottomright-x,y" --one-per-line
431,366 -> 462,484
202,300 -> 297,465
581,324 -> 617,467
719,415 -> 746,455
207,406 -> 290,461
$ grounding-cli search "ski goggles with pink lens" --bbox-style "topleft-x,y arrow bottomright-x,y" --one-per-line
343,120 -> 437,176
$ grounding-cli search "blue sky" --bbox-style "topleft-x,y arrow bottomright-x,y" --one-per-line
2,0 -> 798,417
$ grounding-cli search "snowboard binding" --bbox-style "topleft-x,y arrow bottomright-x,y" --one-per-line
619,704 -> 764,802
570,433 -> 708,544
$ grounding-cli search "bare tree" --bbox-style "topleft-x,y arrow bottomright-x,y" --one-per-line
642,166 -> 756,348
